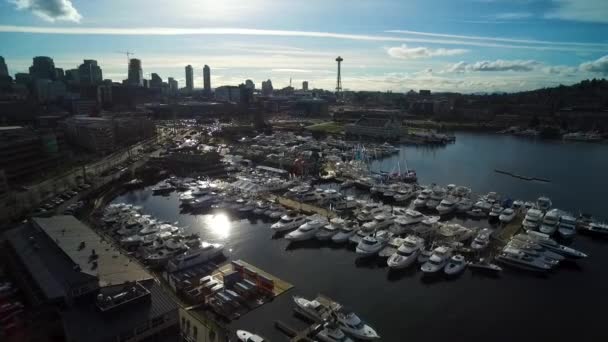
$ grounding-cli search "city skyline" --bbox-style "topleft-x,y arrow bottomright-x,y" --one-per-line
0,0 -> 607,93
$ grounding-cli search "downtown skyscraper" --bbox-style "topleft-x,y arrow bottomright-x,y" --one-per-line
203,65 -> 211,93
185,65 -> 193,91
128,58 -> 143,86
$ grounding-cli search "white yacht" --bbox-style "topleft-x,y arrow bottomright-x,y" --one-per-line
167,242 -> 225,272
332,222 -> 359,243
336,311 -> 380,340
293,296 -> 328,321
471,228 -> 491,250
271,212 -> 307,232
523,232 -> 587,259
386,235 -> 424,269
421,246 -> 452,274
474,200 -> 493,212
436,196 -> 458,215
285,216 -> 327,241
236,330 -> 265,342
316,217 -> 345,241
412,216 -> 440,236
361,213 -> 394,231
355,230 -> 391,256
539,209 -> 560,235
316,323 -> 353,342
416,248 -> 433,264
557,214 -> 577,239
413,189 -> 432,208
522,208 -> 543,231
425,187 -> 446,210
495,248 -> 554,272
488,205 -> 503,221
467,208 -> 487,218
389,210 -> 424,235
499,208 -> 516,223
536,196 -> 552,211
456,198 -> 473,213
444,254 -> 467,276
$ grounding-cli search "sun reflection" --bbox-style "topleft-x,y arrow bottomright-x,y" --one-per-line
206,213 -> 232,239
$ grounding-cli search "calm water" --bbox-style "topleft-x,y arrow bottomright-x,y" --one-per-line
113,133 -> 608,342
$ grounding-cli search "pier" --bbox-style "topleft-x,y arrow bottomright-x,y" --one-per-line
275,294 -> 341,341
269,195 -> 337,219
493,213 -> 524,247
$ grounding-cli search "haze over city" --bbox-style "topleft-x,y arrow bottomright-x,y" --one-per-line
1,0 -> 607,93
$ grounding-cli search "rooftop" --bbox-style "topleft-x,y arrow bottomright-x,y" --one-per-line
33,216 -> 151,287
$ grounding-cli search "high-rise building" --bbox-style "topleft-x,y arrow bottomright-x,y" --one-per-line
55,68 -> 65,81
0,56 -> 8,77
128,58 -> 143,86
245,79 -> 255,90
29,56 -> 56,80
168,77 -> 178,92
261,79 -> 273,96
302,81 -> 309,91
185,65 -> 193,91
78,60 -> 103,85
65,69 -> 79,83
150,73 -> 163,88
203,65 -> 211,92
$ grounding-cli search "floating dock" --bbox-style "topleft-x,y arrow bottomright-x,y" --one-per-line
494,169 -> 551,183
277,294 -> 342,342
269,195 -> 337,219
212,259 -> 293,297
493,213 -> 524,246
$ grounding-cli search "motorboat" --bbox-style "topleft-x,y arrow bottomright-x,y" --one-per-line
413,189 -> 432,209
436,196 -> 458,215
468,258 -> 502,274
236,330 -> 265,342
495,248 -> 554,272
332,222 -> 359,243
389,209 -> 423,235
412,216 -> 440,236
151,181 -> 174,194
471,228 -> 491,250
557,214 -> 577,239
507,239 -> 565,262
536,196 -> 552,211
522,208 -> 543,231
356,230 -> 391,256
444,254 -> 466,276
167,242 -> 225,272
316,218 -> 345,241
349,229 -> 367,245
488,205 -> 503,221
421,246 -> 452,274
386,235 -> 424,269
499,208 -> 516,223
467,208 -> 487,218
512,200 -> 524,211
316,323 -> 354,342
539,209 -> 560,235
336,311 -> 380,340
293,296 -> 341,322
425,187 -> 446,210
456,198 -> 473,213
416,248 -> 433,264
523,232 -> 588,259
474,200 -> 492,212
285,216 -> 328,241
361,213 -> 394,231
252,201 -> 269,215
271,212 -> 307,232
578,221 -> 608,236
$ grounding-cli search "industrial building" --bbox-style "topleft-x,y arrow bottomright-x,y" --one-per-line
2,216 -> 178,342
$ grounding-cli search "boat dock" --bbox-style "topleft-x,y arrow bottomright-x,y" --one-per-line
212,259 -> 294,297
494,169 -> 551,183
269,195 -> 337,219
276,294 -> 341,341
493,213 -> 524,246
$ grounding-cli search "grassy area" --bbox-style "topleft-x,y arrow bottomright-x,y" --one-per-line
305,121 -> 345,134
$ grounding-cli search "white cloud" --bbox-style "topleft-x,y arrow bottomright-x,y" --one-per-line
580,55 -> 608,75
445,59 -> 542,73
0,25 -> 606,53
387,44 -> 468,59
494,12 -> 533,20
546,0 -> 608,24
9,0 -> 82,22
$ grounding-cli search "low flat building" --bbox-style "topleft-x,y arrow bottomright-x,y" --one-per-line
2,216 -> 178,342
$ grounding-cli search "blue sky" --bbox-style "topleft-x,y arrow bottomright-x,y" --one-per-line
0,0 -> 607,92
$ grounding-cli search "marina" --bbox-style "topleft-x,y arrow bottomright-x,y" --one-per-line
94,131 -> 608,341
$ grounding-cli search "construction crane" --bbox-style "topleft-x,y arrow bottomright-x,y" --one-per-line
117,51 -> 135,66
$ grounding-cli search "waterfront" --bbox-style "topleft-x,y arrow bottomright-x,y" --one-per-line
113,132 -> 608,341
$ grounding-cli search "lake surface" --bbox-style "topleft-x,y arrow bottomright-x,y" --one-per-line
113,132 -> 608,342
